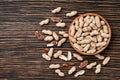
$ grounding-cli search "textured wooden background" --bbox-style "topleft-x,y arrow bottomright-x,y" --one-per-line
0,0 -> 120,80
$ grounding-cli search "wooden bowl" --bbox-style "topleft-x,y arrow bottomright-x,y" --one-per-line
68,13 -> 111,55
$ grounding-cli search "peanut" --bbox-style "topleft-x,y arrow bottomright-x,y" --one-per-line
81,32 -> 90,37
101,20 -> 105,25
42,29 -> 52,35
73,43 -> 83,51
74,19 -> 79,30
80,38 -> 91,44
59,55 -> 68,61
90,42 -> 96,48
79,17 -> 84,28
101,33 -> 110,38
42,53 -> 51,61
58,31 -> 66,35
95,64 -> 101,74
95,54 -> 105,60
87,49 -> 96,54
84,44 -> 90,52
39,19 -> 49,26
86,62 -> 97,69
54,50 -> 63,58
77,37 -> 83,41
47,43 -> 54,47
55,69 -> 64,77
53,32 -> 59,41
83,26 -> 92,32
68,66 -> 76,75
90,30 -> 99,36
73,53 -> 83,61
48,48 -> 54,57
74,70 -> 85,77
57,38 -> 66,47
51,7 -> 61,13
66,11 -> 77,17
58,31 -> 68,37
70,25 -> 75,36
44,36 -> 53,41
84,16 -> 90,22
69,36 -> 76,43
103,25 -> 108,33
102,56 -> 110,65
90,23 -> 98,30
51,17 -> 62,23
56,22 -> 66,27
49,64 -> 60,69
96,42 -> 106,47
95,16 -> 101,27
67,51 -> 72,61
97,35 -> 103,42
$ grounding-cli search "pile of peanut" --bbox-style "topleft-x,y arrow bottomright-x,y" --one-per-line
35,7 -> 111,78
69,15 -> 111,54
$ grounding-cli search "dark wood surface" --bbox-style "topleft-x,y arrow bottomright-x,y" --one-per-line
0,0 -> 120,80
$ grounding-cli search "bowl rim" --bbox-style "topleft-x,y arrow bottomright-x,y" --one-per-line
68,13 -> 111,55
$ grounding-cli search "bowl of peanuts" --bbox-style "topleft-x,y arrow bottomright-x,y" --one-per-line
69,13 -> 111,55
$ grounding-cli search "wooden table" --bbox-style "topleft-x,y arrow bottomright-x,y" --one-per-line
0,0 -> 120,80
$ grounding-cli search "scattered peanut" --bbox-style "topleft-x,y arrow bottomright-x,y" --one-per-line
39,19 -> 49,26
74,70 -> 85,77
47,43 -> 54,47
44,36 -> 53,41
57,38 -> 66,47
73,53 -> 83,61
59,55 -> 68,61
42,53 -> 51,61
56,22 -> 66,27
54,50 -> 63,58
102,56 -> 110,65
51,17 -> 62,22
58,31 -> 68,37
49,64 -> 60,69
55,69 -> 64,77
51,7 -> 62,13
48,48 -> 54,57
53,32 -> 59,41
66,11 -> 77,17
42,29 -> 52,35
35,31 -> 45,40
95,54 -> 105,60
79,60 -> 88,68
67,51 -> 72,61
61,63 -> 69,67
95,64 -> 101,74
86,62 -> 97,69
68,66 -> 76,75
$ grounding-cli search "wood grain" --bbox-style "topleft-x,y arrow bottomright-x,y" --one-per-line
0,0 -> 120,80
